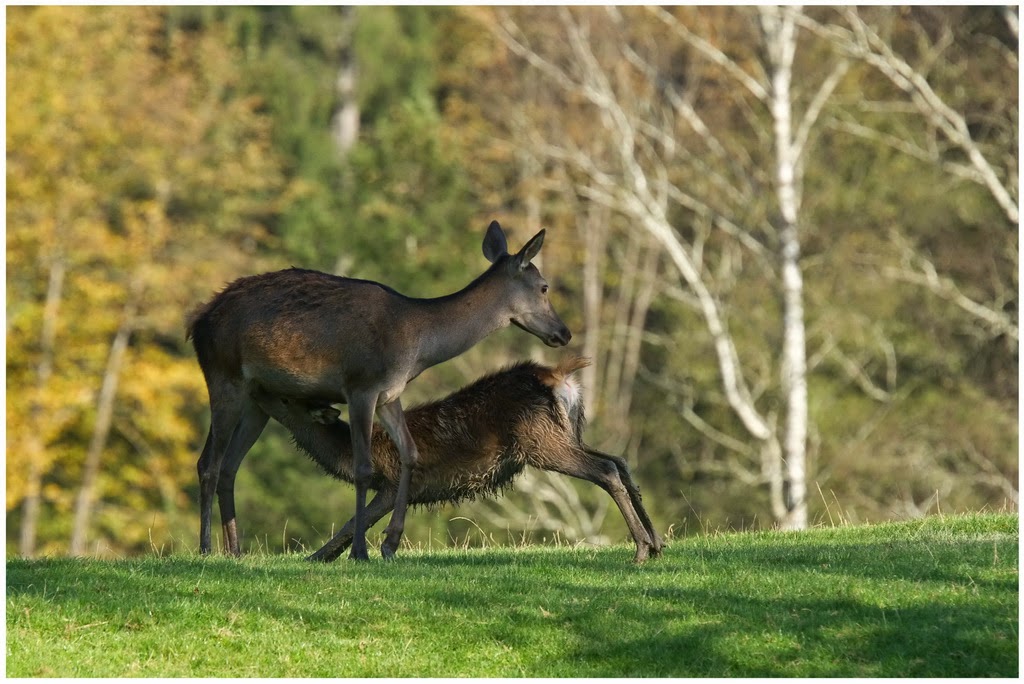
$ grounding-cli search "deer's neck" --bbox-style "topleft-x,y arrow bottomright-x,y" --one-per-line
293,418 -> 355,478
409,271 -> 509,373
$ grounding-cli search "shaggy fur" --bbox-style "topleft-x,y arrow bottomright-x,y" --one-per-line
252,357 -> 664,563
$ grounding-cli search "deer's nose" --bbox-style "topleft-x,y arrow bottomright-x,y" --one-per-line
550,325 -> 571,347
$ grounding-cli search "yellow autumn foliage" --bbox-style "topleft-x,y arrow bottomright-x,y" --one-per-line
7,6 -> 287,555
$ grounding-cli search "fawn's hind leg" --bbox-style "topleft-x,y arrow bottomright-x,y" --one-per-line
587,448 -> 664,557
545,448 -> 657,563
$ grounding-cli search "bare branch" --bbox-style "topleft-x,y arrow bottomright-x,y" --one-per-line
826,336 -> 893,403
639,366 -> 756,458
828,117 -> 986,185
800,9 -> 1019,224
884,236 -> 1018,341
494,12 -> 580,95
884,263 -> 1019,341
963,442 -> 1018,504
793,59 -> 850,164
647,6 -> 770,102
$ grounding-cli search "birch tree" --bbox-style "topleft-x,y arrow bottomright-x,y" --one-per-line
331,6 -> 360,155
760,6 -> 809,529
490,6 -> 849,529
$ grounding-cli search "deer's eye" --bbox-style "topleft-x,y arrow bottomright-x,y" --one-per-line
541,284 -> 549,295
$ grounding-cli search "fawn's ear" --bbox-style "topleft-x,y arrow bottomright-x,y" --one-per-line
512,229 -> 545,271
483,221 -> 508,263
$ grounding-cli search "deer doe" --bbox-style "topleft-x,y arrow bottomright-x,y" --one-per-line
187,221 -> 570,560
251,356 -> 664,563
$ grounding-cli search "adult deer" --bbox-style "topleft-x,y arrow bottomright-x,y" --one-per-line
251,356 -> 664,563
186,221 -> 571,560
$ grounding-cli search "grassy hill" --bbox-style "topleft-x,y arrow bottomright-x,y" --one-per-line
6,512 -> 1018,677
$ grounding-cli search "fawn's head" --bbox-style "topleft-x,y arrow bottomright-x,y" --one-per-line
482,221 -> 571,347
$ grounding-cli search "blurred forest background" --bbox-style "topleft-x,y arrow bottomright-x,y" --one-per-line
7,6 -> 1018,558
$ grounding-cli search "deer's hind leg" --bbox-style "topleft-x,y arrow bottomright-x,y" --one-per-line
197,378 -> 245,555
586,448 -> 663,557
376,399 -> 418,560
544,447 -> 658,563
216,397 -> 269,556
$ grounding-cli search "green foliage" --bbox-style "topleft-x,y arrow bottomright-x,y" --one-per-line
6,514 -> 1018,677
354,7 -> 439,115
337,97 -> 475,291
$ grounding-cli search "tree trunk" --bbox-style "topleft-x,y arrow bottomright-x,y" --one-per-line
331,7 -> 359,155
578,201 -> 608,417
618,237 -> 659,418
69,278 -> 143,556
762,5 -> 809,530
603,230 -> 641,415
19,257 -> 65,557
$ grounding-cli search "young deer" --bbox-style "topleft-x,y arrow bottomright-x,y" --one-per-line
187,221 -> 571,560
250,357 -> 664,563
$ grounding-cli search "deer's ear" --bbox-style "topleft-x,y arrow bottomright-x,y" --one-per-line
513,229 -> 545,270
482,221 -> 508,263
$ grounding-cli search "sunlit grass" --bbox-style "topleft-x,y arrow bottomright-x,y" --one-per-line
6,513 -> 1018,677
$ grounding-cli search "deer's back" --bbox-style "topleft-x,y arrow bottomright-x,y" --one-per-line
188,268 -> 410,396
393,362 -> 578,504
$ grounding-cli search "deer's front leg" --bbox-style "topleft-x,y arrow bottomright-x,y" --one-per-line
347,392 -> 378,561
307,488 -> 397,563
376,399 -> 418,560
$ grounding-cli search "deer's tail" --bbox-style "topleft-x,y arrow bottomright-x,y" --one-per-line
536,356 -> 590,438
184,297 -> 221,375
540,355 -> 591,387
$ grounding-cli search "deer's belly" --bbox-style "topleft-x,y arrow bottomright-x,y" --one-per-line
242,362 -> 411,407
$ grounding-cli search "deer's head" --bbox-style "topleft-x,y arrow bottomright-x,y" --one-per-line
483,221 -> 571,348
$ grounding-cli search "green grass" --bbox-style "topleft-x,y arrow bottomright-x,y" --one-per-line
6,513 -> 1018,677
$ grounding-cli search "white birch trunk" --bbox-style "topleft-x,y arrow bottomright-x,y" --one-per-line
331,8 -> 359,155
762,5 -> 808,530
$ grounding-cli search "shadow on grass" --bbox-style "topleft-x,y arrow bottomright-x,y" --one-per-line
410,538 -> 1017,677
419,565 -> 1019,679
520,582 -> 1015,677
